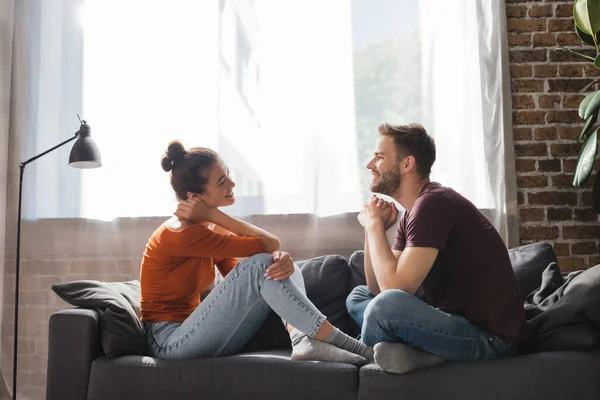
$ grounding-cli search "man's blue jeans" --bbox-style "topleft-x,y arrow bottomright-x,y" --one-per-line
346,285 -> 515,362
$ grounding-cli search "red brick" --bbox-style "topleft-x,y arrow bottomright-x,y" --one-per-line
574,208 -> 599,221
571,242 -> 598,255
515,143 -> 547,157
538,95 -> 561,108
563,225 -> 600,239
512,79 -> 545,92
558,257 -> 586,272
559,126 -> 583,140
529,191 -> 578,205
529,4 -> 554,17
553,242 -> 570,257
548,18 -> 574,32
583,190 -> 595,206
506,0 -> 542,2
516,158 -> 536,172
550,143 -> 581,157
583,64 -> 600,77
538,159 -> 561,172
550,48 -> 595,62
588,256 -> 600,268
520,226 -> 559,240
556,32 -> 581,46
506,5 -> 528,18
508,34 -> 532,47
547,207 -> 572,220
514,111 -> 546,125
563,94 -> 585,108
533,65 -> 557,78
513,127 -> 532,141
533,33 -> 556,47
513,95 -> 536,109
548,79 -> 595,92
508,19 -> 547,32
546,110 -> 581,123
518,175 -> 549,188
510,50 -> 548,63
558,64 -> 584,77
551,174 -> 576,188
520,208 -> 545,222
534,127 -> 557,140
510,65 -> 533,78
518,191 -> 525,205
555,3 -> 574,18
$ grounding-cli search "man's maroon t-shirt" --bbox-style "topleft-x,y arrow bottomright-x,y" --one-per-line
393,182 -> 527,346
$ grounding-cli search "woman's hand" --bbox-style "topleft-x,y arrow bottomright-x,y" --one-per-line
265,251 -> 295,281
174,199 -> 214,223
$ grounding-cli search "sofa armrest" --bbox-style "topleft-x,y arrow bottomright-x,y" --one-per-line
47,308 -> 101,400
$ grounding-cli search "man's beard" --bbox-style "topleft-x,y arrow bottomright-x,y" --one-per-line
370,168 -> 401,195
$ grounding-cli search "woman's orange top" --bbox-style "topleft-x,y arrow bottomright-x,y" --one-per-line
140,222 -> 266,322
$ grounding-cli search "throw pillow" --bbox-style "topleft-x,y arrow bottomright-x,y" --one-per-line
52,280 -> 149,358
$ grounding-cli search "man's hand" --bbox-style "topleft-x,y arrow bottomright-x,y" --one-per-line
358,196 -> 393,230
174,199 -> 213,223
265,251 -> 295,281
383,200 -> 399,231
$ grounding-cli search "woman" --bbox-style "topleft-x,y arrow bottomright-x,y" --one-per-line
140,140 -> 373,364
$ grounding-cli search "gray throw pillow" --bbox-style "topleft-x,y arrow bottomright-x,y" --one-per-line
52,280 -> 149,358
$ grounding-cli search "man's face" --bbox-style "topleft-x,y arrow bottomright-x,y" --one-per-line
366,135 -> 402,196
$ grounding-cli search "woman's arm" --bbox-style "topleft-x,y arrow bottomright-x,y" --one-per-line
176,199 -> 281,253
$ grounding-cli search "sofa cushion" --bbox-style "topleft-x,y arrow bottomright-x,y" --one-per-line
297,255 -> 352,334
52,280 -> 149,358
87,350 -> 359,400
509,242 -> 557,298
359,350 -> 600,400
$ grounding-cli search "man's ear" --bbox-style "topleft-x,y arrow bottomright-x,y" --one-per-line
402,156 -> 416,173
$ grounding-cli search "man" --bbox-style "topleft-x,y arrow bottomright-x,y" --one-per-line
346,123 -> 527,374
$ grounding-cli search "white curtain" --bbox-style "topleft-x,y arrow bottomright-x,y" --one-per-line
419,0 -> 518,246
0,0 -> 14,397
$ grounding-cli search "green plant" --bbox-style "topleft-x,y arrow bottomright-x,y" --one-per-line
559,0 -> 600,213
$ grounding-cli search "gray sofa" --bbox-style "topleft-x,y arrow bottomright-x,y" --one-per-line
47,242 -> 600,400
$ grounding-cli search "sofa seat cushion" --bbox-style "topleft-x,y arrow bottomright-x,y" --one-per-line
358,350 -> 600,400
88,350 -> 359,400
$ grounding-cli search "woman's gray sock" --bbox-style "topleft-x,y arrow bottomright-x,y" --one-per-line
324,327 -> 374,362
289,328 -> 366,366
374,342 -> 447,374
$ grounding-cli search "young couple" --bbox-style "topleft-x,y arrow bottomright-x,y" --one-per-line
139,123 -> 527,373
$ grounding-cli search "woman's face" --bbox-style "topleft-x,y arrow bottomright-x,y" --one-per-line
191,159 -> 236,208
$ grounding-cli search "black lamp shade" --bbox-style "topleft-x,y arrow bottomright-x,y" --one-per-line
68,123 -> 102,169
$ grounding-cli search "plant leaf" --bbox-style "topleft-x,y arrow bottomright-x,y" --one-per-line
574,0 -> 600,37
593,172 -> 600,213
585,91 -> 600,119
579,91 -> 597,118
573,129 -> 598,187
565,47 -> 596,61
595,54 -> 600,68
576,25 -> 598,46
581,111 -> 599,141
577,79 -> 600,96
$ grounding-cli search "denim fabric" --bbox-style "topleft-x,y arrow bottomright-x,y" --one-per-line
144,253 -> 326,359
346,285 -> 514,362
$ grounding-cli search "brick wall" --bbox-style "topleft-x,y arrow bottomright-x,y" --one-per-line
507,0 -> 600,271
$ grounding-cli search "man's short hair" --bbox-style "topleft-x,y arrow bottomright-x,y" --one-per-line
378,123 -> 436,178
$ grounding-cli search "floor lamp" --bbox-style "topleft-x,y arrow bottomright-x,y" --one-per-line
13,118 -> 102,399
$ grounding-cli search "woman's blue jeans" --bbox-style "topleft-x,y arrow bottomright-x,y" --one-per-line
143,253 -> 325,359
346,285 -> 515,362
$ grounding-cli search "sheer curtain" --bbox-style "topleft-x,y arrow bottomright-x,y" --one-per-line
0,0 -> 14,397
420,0 -> 518,245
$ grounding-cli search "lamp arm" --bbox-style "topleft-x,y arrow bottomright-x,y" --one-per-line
19,132 -> 80,168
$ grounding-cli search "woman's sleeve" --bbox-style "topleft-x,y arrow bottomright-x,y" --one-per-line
215,258 -> 239,277
168,224 -> 267,258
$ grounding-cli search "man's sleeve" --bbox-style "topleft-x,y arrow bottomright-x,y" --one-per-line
405,193 -> 454,250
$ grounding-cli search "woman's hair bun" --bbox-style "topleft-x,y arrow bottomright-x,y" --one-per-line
161,140 -> 187,172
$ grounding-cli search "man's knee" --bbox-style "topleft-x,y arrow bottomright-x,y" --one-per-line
363,289 -> 413,324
